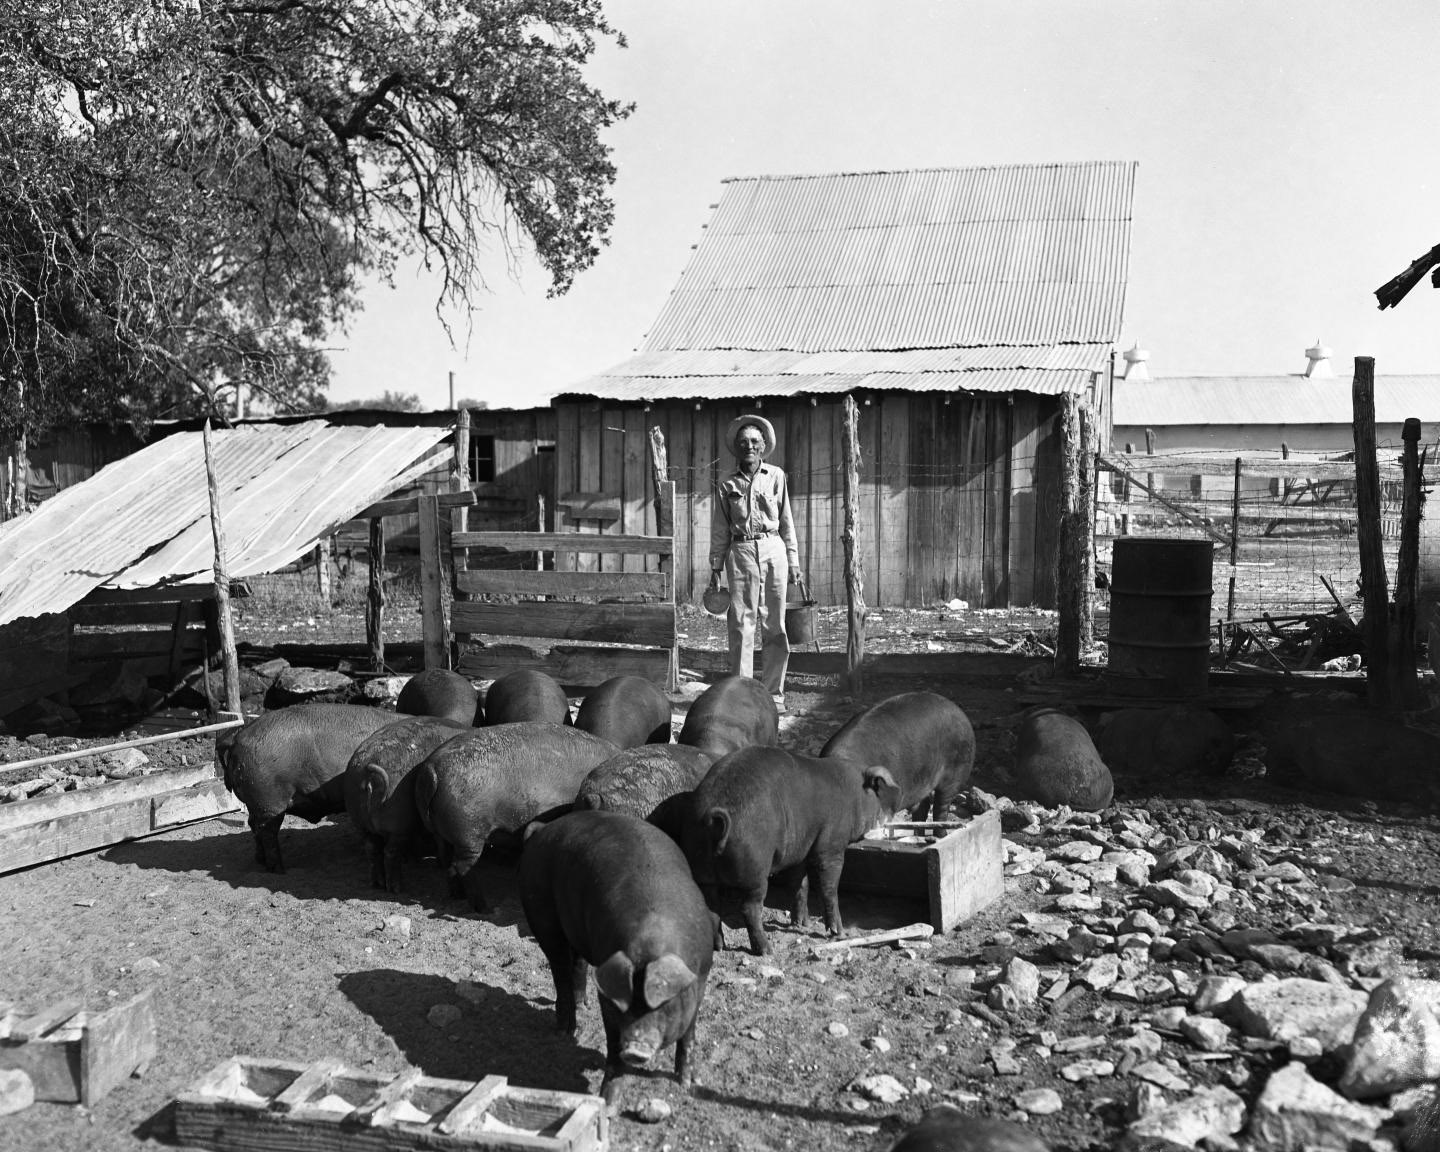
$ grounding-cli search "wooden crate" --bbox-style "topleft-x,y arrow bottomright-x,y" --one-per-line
173,1057 -> 608,1152
0,987 -> 157,1105
841,809 -> 1004,933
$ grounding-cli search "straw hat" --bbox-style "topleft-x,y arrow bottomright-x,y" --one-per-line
726,414 -> 776,457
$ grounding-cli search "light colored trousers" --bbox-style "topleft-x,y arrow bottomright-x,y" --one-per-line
724,534 -> 790,694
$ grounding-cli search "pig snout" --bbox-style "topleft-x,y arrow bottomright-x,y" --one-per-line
620,1034 -> 660,1067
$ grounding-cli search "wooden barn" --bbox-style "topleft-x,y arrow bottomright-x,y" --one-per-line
552,162 -> 1137,609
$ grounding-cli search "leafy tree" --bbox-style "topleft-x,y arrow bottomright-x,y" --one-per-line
0,0 -> 630,436
326,390 -> 423,413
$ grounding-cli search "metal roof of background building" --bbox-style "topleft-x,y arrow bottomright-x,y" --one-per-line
568,162 -> 1136,402
1113,375 -> 1440,427
0,420 -> 451,626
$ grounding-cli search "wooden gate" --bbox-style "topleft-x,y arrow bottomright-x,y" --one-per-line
442,481 -> 678,689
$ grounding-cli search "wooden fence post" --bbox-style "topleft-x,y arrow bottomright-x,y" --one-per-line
313,538 -> 331,602
1352,357 -> 1390,709
1055,393 -> 1084,675
417,493 -> 447,670
841,395 -> 866,696
1394,417 -> 1423,708
452,408 -> 472,649
1227,457 -> 1242,636
367,517 -> 386,672
201,419 -> 242,716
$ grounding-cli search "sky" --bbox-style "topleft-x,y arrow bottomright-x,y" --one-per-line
324,0 -> 1440,411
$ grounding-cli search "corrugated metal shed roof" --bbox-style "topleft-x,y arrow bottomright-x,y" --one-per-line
1113,375 -> 1440,427
643,162 -> 1136,352
0,421 -> 452,626
569,346 -> 1108,401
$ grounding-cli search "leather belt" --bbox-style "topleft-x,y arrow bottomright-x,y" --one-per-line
732,530 -> 776,541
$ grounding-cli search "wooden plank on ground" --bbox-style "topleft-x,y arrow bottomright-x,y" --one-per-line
456,570 -> 668,599
456,644 -> 671,688
452,531 -> 673,556
80,987 -> 158,1106
451,601 -> 675,647
152,779 -> 241,827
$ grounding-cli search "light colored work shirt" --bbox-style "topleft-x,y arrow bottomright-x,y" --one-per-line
710,463 -> 800,570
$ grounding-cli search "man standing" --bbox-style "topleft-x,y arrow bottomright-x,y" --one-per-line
709,414 -> 802,712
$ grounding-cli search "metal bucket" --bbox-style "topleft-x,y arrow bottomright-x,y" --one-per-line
1106,538 -> 1215,695
785,577 -> 817,646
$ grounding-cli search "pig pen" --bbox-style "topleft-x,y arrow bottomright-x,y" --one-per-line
3,603 -> 1440,1152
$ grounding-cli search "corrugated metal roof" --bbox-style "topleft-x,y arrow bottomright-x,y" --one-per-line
0,421 -> 452,626
643,162 -> 1136,352
569,366 -> 1097,403
1113,375 -> 1440,427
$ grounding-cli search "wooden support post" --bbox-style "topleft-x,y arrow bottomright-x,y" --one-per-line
201,419 -> 242,717
417,493 -> 447,669
1227,456 -> 1241,636
1055,393 -> 1084,675
452,408 -> 472,648
1352,357 -> 1390,710
536,493 -> 546,572
452,407 -> 471,575
367,517 -> 386,672
1394,417 -> 1424,708
313,538 -> 331,602
841,394 -> 866,696
1078,404 -> 1096,648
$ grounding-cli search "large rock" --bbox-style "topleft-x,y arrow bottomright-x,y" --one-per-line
1339,978 -> 1440,1100
268,667 -> 356,706
1231,978 -> 1368,1054
1098,706 -> 1235,778
887,1108 -> 1052,1152
1128,1086 -> 1246,1148
1249,1062 -> 1384,1152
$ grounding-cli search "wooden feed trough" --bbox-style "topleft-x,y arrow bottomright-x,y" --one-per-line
0,719 -> 242,875
174,1057 -> 608,1152
841,809 -> 1004,933
0,988 -> 157,1105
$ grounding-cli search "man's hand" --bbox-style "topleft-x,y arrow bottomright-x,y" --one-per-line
709,569 -> 722,590
789,565 -> 802,586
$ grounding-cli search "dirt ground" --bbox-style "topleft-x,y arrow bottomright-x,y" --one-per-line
3,606 -> 1439,1152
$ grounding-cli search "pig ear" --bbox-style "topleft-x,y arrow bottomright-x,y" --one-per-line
642,954 -> 698,1010
863,765 -> 899,792
594,952 -> 635,1011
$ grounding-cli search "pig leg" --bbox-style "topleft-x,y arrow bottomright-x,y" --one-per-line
380,835 -> 406,894
249,812 -> 285,873
810,852 -> 847,937
739,882 -> 770,955
539,943 -> 587,1035
775,864 -> 809,929
674,1014 -> 700,1091
365,834 -> 387,889
697,883 -> 726,951
455,855 -> 490,912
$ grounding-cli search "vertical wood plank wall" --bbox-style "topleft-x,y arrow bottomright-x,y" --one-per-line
552,392 -> 1065,610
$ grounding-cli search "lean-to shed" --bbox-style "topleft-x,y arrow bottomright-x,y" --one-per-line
553,162 -> 1136,608
0,420 -> 453,717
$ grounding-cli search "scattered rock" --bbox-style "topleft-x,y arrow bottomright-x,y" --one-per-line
1015,1087 -> 1064,1115
826,1022 -> 850,1038
635,1098 -> 672,1123
850,1073 -> 908,1104
1127,1085 -> 1245,1149
1249,1062 -> 1384,1152
1192,974 -> 1247,1015
0,1069 -> 34,1116
864,1035 -> 891,1054
1179,1015 -> 1231,1052
1230,978 -> 1368,1054
426,1004 -> 462,1029
1340,977 -> 1440,1100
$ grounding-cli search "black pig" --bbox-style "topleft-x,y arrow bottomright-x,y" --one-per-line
396,669 -> 482,726
821,691 -> 974,819
520,810 -> 713,1103
484,669 -> 573,726
575,675 -> 673,748
676,675 -> 778,758
682,747 -> 900,955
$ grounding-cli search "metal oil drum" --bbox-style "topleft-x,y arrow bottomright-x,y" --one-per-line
1105,537 -> 1215,695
